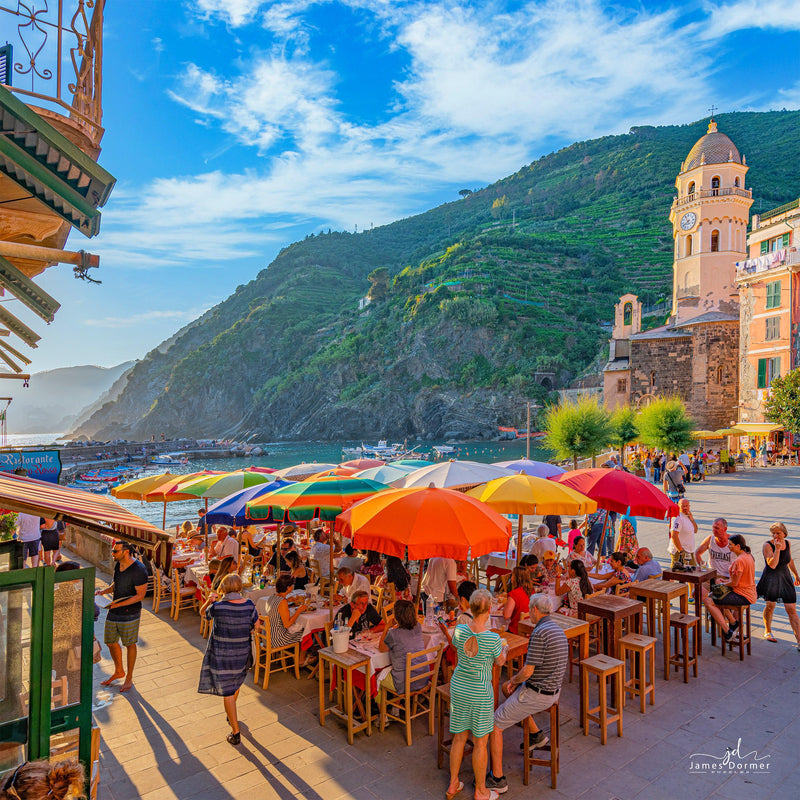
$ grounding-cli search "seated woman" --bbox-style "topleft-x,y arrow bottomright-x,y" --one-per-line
340,590 -> 385,639
705,534 -> 757,641
284,550 -> 309,591
384,555 -> 412,601
260,574 -> 308,647
555,559 -> 593,616
212,556 -> 235,591
378,599 -> 425,693
569,536 -> 596,570
519,553 -> 546,585
240,525 -> 266,561
591,551 -> 632,594
360,550 -> 385,582
195,557 -> 221,601
439,580 -> 479,646
502,566 -> 534,634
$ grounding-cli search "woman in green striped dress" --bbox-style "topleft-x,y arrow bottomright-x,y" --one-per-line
447,588 -> 507,800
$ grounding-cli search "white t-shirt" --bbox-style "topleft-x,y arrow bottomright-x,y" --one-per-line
343,572 -> 370,602
310,542 -> 332,576
17,513 -> 41,542
420,557 -> 457,602
679,453 -> 691,468
532,537 -> 557,560
707,537 -> 732,580
216,535 -> 239,563
668,514 -> 696,554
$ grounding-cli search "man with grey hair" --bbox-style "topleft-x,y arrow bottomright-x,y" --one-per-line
529,525 -> 557,560
335,565 -> 369,603
630,547 -> 662,582
486,594 -> 568,793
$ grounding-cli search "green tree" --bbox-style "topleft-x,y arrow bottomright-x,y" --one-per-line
544,396 -> 614,470
764,368 -> 800,432
367,267 -> 390,301
610,405 -> 638,465
458,189 -> 473,198
636,396 -> 695,454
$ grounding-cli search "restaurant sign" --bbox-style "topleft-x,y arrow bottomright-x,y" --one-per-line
0,450 -> 62,483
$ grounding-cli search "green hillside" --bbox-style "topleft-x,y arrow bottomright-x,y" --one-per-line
74,110 -> 800,441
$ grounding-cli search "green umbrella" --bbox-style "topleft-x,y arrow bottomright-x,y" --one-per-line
175,470 -> 277,500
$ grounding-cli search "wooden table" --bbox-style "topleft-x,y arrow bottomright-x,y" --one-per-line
519,614 -> 590,669
662,568 -> 717,654
577,595 -> 643,660
491,629 -> 529,706
627,579 -> 689,679
318,645 -> 372,744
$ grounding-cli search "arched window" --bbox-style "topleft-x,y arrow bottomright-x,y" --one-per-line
734,177 -> 740,188
623,302 -> 632,326
685,235 -> 693,256
711,229 -> 720,252
711,176 -> 720,195
687,182 -> 695,196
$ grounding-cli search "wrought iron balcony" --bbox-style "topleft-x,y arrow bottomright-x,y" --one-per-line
0,0 -> 104,149
672,187 -> 752,208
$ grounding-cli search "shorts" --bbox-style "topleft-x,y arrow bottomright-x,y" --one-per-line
104,617 -> 141,647
41,530 -> 60,551
22,539 -> 40,558
716,592 -> 750,607
493,684 -> 559,731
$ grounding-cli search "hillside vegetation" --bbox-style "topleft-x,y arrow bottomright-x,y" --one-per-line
74,111 -> 800,441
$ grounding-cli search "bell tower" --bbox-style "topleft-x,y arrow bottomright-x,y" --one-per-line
668,119 -> 752,325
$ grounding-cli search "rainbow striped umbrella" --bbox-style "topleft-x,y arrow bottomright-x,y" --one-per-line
245,476 -> 391,522
174,470 -> 278,500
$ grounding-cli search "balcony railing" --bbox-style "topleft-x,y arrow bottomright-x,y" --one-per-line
673,187 -> 752,208
759,198 -> 800,224
0,0 -> 104,147
736,248 -> 800,279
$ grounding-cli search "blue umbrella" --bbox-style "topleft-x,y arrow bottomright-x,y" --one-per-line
203,480 -> 293,526
493,458 -> 566,479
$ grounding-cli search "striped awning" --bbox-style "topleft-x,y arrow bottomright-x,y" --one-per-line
0,472 -> 172,562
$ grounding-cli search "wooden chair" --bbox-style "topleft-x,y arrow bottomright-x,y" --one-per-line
383,582 -> 397,606
253,615 -> 301,690
669,613 -> 699,681
619,633 -> 656,713
170,568 -> 197,621
151,566 -> 168,614
370,585 -> 384,614
379,644 -> 444,745
523,701 -> 559,789
713,604 -> 752,661
382,601 -> 397,627
198,583 -> 214,638
580,654 -> 624,745
308,557 -> 321,584
51,676 -> 69,709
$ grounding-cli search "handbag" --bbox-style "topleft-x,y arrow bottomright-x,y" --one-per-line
711,584 -> 732,601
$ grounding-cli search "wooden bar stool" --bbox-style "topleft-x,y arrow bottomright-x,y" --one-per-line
522,701 -> 559,789
619,633 -> 656,713
669,613 -> 699,682
715,604 -> 752,661
580,654 -> 624,745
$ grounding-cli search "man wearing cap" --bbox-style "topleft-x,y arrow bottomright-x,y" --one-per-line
662,459 -> 686,503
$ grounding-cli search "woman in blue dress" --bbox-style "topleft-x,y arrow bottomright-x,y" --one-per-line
198,573 -> 258,745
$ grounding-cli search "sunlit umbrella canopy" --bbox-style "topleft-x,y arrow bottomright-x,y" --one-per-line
336,486 -> 512,560
492,458 -> 566,479
340,458 -> 386,470
111,472 -> 176,500
273,463 -> 340,481
715,428 -> 745,436
692,430 -> 723,439
391,460 -> 514,490
353,463 -> 418,483
308,466 -> 359,480
143,472 -> 222,503
203,480 -> 293,526
174,470 -> 278,500
245,477 -> 391,522
393,459 -> 432,468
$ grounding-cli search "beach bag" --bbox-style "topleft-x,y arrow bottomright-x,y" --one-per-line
711,584 -> 732,602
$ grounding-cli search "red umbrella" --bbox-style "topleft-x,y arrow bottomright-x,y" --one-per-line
340,458 -> 386,470
550,468 -> 679,519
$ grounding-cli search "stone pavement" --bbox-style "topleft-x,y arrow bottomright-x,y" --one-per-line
88,465 -> 800,800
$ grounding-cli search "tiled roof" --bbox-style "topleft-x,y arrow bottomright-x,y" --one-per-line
684,130 -> 741,171
603,359 -> 630,372
673,311 -> 739,328
629,325 -> 691,341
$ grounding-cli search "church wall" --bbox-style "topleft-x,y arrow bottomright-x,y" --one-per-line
629,336 -> 693,406
689,321 -> 740,429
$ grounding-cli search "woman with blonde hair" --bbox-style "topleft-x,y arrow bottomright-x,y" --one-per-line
757,522 -> 800,647
0,759 -> 84,800
198,573 -> 258,745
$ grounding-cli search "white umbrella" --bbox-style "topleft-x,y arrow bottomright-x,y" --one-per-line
390,460 -> 515,490
353,463 -> 418,483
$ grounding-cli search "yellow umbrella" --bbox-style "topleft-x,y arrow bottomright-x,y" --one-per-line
143,471 -> 222,528
112,472 -> 175,500
467,474 -> 597,565
692,430 -> 723,439
714,428 -> 745,436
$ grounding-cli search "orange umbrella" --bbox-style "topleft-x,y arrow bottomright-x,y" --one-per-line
336,486 -> 512,560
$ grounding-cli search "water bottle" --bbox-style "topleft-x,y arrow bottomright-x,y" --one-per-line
334,613 -> 341,632
259,573 -> 266,589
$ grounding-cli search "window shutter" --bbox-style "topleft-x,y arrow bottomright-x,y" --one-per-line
782,233 -> 790,247
761,240 -> 769,255
757,359 -> 767,389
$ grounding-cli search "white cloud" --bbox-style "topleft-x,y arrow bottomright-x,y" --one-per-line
83,308 -> 211,328
193,0 -> 266,27
701,0 -> 800,38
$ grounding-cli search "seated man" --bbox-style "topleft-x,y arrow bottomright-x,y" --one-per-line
530,526 -> 557,560
340,590 -> 384,638
336,566 -> 370,603
208,527 -> 239,564
487,594 -> 568,793
310,529 -> 333,577
266,538 -> 294,574
338,544 -> 365,573
629,548 -> 661,582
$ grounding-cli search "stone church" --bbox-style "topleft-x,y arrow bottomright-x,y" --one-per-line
604,120 -> 751,429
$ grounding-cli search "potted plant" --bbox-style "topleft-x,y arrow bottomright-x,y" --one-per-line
630,454 -> 645,477
0,512 -> 18,541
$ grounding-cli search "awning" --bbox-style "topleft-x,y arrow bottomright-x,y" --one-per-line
732,423 -> 784,435
0,472 -> 173,564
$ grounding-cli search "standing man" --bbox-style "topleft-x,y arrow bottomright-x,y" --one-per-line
541,515 -> 562,540
668,498 -> 699,569
486,594 -> 568,793
420,556 -> 458,609
16,512 -> 42,568
96,541 -> 149,692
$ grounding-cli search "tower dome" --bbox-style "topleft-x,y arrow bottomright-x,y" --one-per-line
683,120 -> 741,171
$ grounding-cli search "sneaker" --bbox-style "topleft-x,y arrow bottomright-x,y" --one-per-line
728,621 -> 739,634
520,730 -> 549,751
723,628 -> 734,642
485,774 -> 508,794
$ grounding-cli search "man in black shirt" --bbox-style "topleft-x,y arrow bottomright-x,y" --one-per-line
542,515 -> 562,539
340,590 -> 384,639
96,541 -> 149,692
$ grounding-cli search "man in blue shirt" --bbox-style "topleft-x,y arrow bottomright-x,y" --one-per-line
630,548 -> 662,582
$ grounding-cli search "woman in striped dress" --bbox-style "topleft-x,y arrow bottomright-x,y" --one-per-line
262,574 -> 308,647
447,588 -> 506,800
198,574 -> 259,745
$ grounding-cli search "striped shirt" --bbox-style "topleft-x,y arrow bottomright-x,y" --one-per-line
525,616 -> 568,693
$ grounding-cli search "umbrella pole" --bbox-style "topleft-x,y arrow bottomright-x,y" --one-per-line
596,512 -> 610,559
329,524 -> 335,624
414,558 -> 427,614
516,514 -> 524,566
162,500 -> 167,530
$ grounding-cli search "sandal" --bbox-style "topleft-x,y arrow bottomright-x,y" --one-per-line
445,781 -> 464,800
227,732 -> 241,746
762,632 -> 777,642
475,792 -> 499,800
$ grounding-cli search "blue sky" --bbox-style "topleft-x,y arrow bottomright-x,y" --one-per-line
15,0 -> 800,373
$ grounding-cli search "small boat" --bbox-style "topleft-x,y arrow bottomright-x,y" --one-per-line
432,444 -> 459,458
151,453 -> 189,466
342,440 -> 416,461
